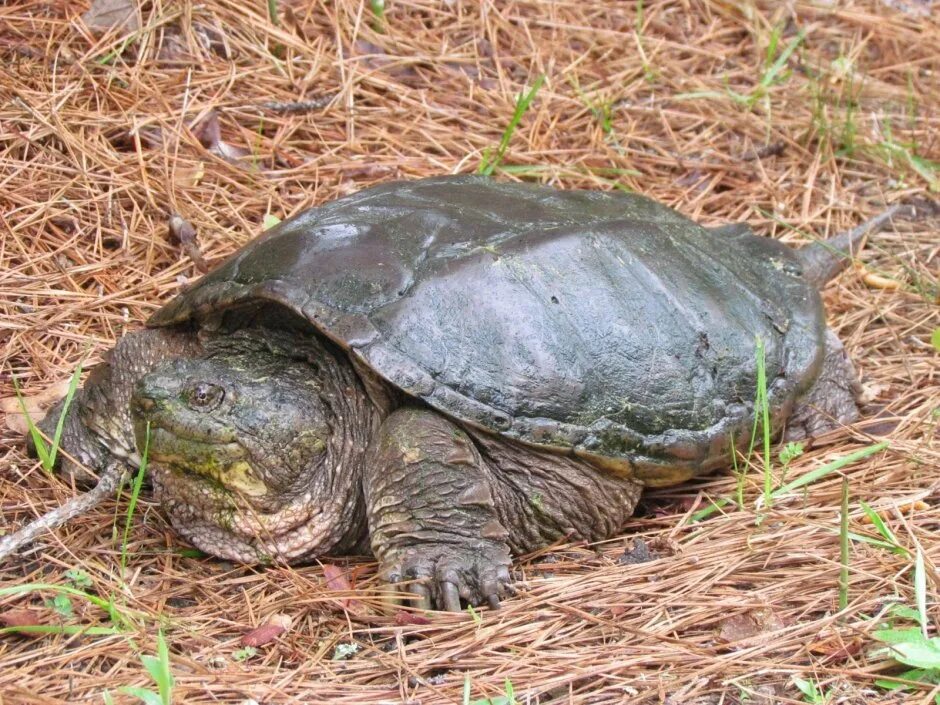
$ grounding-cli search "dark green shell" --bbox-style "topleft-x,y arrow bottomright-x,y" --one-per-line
149,176 -> 825,486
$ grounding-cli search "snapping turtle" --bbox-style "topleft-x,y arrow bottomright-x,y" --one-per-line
35,175 -> 897,610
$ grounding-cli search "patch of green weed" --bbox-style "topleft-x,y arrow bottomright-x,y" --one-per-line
691,442 -> 889,523
105,630 -> 174,705
371,0 -> 386,32
233,645 -> 258,662
792,676 -> 833,704
464,674 -> 517,705
676,26 -> 805,111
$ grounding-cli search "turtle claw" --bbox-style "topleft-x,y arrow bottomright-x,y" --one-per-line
441,581 -> 462,612
407,582 -> 433,611
381,540 -> 513,612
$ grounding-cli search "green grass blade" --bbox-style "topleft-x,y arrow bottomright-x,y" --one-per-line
771,441 -> 889,499
915,548 -> 928,639
504,679 -> 515,703
0,583 -> 115,615
730,432 -> 745,510
121,423 -> 151,573
0,624 -> 123,636
755,337 -> 772,513
11,355 -> 85,472
478,75 -> 545,176
839,476 -> 850,613
757,30 -> 806,93
690,496 -> 732,523
673,91 -> 729,101
157,631 -> 173,701
764,25 -> 782,69
838,529 -> 903,552
0,583 -> 140,630
11,375 -> 51,470
859,500 -> 908,555
49,358 -> 86,470
138,631 -> 174,705
119,687 -> 163,705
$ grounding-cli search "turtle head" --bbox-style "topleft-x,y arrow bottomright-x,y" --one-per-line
130,332 -> 363,564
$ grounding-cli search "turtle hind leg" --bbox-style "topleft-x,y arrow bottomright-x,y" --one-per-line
363,408 -> 512,612
785,329 -> 863,441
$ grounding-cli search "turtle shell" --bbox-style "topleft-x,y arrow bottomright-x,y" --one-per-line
149,176 -> 825,486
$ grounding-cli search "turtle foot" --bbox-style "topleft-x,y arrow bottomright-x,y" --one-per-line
383,539 -> 514,612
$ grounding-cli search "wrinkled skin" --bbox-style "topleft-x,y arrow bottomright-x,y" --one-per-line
132,329 -> 373,563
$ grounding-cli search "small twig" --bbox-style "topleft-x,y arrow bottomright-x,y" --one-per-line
0,463 -> 126,562
250,96 -> 336,114
740,141 -> 786,161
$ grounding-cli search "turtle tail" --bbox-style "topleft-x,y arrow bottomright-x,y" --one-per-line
797,204 -> 904,287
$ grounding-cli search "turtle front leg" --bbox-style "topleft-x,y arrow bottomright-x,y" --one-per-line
363,408 -> 512,611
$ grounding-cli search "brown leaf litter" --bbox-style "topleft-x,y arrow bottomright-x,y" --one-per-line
1,1 -> 939,703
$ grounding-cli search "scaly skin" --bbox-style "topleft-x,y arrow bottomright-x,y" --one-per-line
363,408 -> 643,609
132,328 -> 377,562
38,328 -> 201,485
363,408 -> 514,610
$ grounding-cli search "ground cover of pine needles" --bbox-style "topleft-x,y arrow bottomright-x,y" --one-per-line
0,1 -> 938,703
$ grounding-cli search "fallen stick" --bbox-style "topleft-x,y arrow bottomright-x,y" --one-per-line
0,463 -> 126,562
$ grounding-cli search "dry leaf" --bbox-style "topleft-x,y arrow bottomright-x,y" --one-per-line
174,162 -> 205,188
268,613 -> 292,630
339,163 -> 393,180
322,564 -> 351,591
855,263 -> 903,290
717,608 -> 785,646
168,213 -> 208,273
350,40 -> 419,80
192,111 -> 252,165
239,622 -> 286,647
321,564 -> 364,612
1,380 -> 71,433
0,609 -> 47,637
808,635 -> 864,663
394,611 -> 431,626
108,126 -> 164,152
81,0 -> 140,33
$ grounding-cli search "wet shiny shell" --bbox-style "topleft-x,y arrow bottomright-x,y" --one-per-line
149,176 -> 825,486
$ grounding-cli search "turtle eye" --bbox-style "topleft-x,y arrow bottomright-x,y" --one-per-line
185,382 -> 224,411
